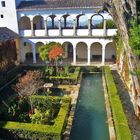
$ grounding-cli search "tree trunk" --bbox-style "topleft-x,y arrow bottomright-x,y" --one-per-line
104,0 -> 140,117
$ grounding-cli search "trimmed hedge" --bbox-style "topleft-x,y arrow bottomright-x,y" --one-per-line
104,66 -> 132,140
49,67 -> 80,80
0,96 -> 71,140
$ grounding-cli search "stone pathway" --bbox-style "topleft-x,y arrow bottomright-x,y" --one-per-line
112,70 -> 140,140
58,84 -> 80,140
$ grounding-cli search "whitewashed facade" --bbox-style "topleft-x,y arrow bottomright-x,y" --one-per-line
0,0 -> 117,65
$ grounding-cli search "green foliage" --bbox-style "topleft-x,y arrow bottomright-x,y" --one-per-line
38,42 -> 56,62
0,96 -> 30,122
106,19 -> 116,29
0,66 -> 20,87
48,67 -> 80,85
30,109 -> 50,124
95,21 -> 103,29
129,19 -> 140,55
113,31 -> 123,61
0,96 -> 71,140
104,66 -> 132,140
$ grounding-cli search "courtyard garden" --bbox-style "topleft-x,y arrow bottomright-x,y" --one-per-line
0,42 -> 81,140
0,41 -> 132,140
0,67 -> 74,140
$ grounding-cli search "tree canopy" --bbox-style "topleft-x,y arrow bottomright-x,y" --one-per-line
38,42 -> 64,62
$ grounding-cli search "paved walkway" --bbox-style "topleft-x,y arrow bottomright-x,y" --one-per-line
112,70 -> 140,140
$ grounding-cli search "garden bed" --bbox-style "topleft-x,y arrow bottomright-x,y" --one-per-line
104,66 -> 132,140
46,66 -> 80,85
0,96 -> 71,140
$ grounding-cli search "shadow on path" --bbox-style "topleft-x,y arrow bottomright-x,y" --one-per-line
112,70 -> 140,140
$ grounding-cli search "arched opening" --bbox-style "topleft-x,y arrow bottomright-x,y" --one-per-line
90,42 -> 102,62
91,14 -> 104,29
77,15 -> 88,29
19,16 -> 31,30
35,42 -> 44,62
105,42 -> 116,63
62,42 -> 73,61
47,15 -> 58,29
76,42 -> 88,62
33,15 -> 44,30
24,42 -> 33,62
61,15 -> 73,29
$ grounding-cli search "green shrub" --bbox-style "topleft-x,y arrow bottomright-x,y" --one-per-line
0,96 -> 71,140
106,19 -> 116,29
104,66 -> 132,140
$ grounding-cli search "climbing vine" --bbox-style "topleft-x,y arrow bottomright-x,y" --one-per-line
113,31 -> 123,64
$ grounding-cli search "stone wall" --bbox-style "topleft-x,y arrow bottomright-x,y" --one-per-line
104,0 -> 140,118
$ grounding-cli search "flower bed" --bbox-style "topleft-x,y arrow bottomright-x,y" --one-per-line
104,66 -> 132,140
0,96 -> 71,140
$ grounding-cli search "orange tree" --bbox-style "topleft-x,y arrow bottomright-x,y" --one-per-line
39,42 -> 64,74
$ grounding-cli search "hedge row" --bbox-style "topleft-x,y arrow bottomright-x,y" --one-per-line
0,96 -> 71,140
104,66 -> 132,140
49,67 -> 80,80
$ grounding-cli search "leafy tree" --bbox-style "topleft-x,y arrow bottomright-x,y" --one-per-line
129,19 -> 140,56
39,42 -> 64,75
39,42 -> 58,62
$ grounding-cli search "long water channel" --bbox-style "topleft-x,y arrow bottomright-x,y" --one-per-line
70,73 -> 110,140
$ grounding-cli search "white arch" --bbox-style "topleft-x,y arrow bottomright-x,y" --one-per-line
91,14 -> 104,29
105,42 -> 116,61
61,15 -> 74,29
90,42 -> 102,61
76,42 -> 88,60
62,42 -> 73,59
23,42 -> 33,62
47,15 -> 58,29
19,16 -> 31,30
33,15 -> 44,30
77,14 -> 88,29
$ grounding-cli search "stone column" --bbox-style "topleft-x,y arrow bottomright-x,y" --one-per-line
77,18 -> 79,29
31,20 -> 34,36
102,46 -> 105,65
58,19 -> 62,36
64,17 -> 67,28
52,17 -> 54,29
21,42 -> 25,63
73,47 -> 76,65
103,19 -> 107,36
73,19 -> 76,36
32,45 -> 36,63
44,19 -> 48,36
87,47 -> 91,65
88,19 -> 91,36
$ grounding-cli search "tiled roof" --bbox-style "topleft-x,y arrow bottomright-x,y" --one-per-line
0,27 -> 18,42
17,0 -> 103,10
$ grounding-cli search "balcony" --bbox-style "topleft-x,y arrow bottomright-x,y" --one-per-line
20,29 -> 117,37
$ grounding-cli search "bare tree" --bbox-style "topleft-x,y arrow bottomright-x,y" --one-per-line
14,70 -> 44,97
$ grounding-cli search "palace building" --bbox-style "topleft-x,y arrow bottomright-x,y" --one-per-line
0,0 -> 117,65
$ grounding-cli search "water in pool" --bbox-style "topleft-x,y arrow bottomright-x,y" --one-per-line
70,73 -> 110,140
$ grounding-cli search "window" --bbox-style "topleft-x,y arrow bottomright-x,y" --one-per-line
0,14 -> 4,18
1,1 -> 5,7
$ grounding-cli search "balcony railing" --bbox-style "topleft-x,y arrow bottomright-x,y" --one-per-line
20,29 -> 117,37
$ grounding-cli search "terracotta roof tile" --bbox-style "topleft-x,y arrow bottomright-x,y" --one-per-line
0,27 -> 18,41
17,0 -> 103,10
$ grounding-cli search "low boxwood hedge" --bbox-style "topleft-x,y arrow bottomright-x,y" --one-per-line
104,66 -> 132,140
0,96 -> 71,140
